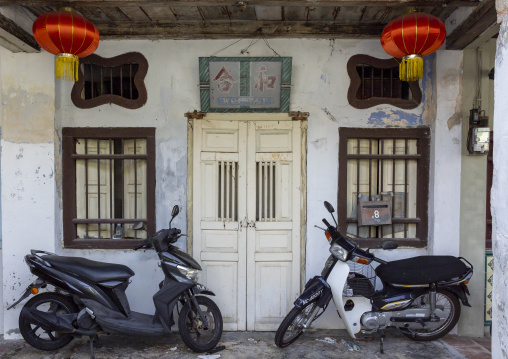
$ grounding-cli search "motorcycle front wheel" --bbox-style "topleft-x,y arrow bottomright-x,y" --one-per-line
178,296 -> 223,352
275,301 -> 318,348
402,289 -> 461,341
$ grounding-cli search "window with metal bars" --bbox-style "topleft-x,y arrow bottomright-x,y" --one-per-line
347,54 -> 422,110
338,128 -> 430,248
71,52 -> 148,110
62,128 -> 155,249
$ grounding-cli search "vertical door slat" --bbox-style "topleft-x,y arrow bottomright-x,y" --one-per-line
263,162 -> 268,221
258,162 -> 262,221
232,161 -> 236,221
226,161 -> 231,220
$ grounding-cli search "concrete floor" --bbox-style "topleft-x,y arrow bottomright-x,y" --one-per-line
0,329 -> 490,359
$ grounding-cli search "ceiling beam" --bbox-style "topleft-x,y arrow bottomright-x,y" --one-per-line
95,20 -> 386,39
446,0 -> 496,50
4,0 -> 481,7
0,12 -> 39,52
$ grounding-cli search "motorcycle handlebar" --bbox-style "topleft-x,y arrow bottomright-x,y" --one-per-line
322,218 -> 332,228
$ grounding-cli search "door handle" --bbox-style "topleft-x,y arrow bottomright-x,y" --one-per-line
248,220 -> 256,229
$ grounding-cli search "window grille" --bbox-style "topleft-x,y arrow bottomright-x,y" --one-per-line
347,54 -> 422,110
63,128 -> 155,249
71,52 -> 148,110
338,128 -> 430,248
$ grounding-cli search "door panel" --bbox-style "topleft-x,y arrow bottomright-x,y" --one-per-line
247,121 -> 301,331
193,119 -> 301,331
193,120 -> 247,331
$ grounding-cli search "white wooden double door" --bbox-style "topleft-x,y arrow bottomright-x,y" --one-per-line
192,119 -> 302,331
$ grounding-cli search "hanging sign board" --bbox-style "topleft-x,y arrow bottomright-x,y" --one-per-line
199,57 -> 292,112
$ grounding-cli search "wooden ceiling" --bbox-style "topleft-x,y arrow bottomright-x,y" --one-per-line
0,0 -> 496,49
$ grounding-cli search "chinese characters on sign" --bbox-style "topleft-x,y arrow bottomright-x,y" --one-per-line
208,60 -> 282,109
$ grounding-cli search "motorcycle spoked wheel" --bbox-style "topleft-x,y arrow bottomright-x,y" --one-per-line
178,296 -> 223,352
275,301 -> 319,348
402,289 -> 461,341
19,292 -> 79,350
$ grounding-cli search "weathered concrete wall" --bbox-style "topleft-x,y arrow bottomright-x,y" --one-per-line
458,41 -> 495,338
429,51 -> 463,257
492,5 -> 508,357
0,46 -> 56,338
1,38 -> 465,332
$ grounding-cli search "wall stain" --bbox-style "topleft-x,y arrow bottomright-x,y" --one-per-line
311,138 -> 327,150
322,107 -> 337,122
447,59 -> 463,130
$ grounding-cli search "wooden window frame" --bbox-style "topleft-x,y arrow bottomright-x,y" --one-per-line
71,52 -> 148,110
338,128 -> 430,248
347,54 -> 422,110
62,127 -> 156,249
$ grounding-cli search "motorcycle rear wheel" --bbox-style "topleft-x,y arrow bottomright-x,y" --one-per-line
178,296 -> 223,352
19,292 -> 78,351
275,301 -> 317,348
402,289 -> 460,341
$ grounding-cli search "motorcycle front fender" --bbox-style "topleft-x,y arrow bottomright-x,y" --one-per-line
193,283 -> 215,296
328,261 -> 372,338
294,276 -> 332,309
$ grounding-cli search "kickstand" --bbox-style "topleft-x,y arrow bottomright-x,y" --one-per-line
88,335 -> 99,359
377,329 -> 385,354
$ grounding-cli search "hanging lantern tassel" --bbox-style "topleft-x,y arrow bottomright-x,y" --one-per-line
56,54 -> 79,81
399,54 -> 423,82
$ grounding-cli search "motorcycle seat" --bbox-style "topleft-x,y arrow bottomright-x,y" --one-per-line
43,255 -> 135,283
375,256 -> 468,285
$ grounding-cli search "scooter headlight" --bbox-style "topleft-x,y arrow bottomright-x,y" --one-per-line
177,265 -> 200,281
330,243 -> 350,262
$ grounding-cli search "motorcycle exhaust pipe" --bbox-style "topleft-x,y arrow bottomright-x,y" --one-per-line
21,307 -> 77,333
21,307 -> 99,335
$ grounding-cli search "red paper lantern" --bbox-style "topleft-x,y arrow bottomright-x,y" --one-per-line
33,7 -> 99,81
380,12 -> 446,82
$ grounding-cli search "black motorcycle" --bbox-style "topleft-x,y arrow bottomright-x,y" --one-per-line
275,201 -> 473,353
8,205 -> 223,358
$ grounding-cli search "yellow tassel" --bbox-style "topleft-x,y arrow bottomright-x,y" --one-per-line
399,55 -> 423,82
56,54 -> 79,81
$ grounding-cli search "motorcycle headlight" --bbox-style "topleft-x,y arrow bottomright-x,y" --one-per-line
330,243 -> 350,262
177,265 -> 200,281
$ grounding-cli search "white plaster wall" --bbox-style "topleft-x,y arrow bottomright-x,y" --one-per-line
429,51 -> 463,257
0,47 -> 56,338
0,38 -> 464,332
491,13 -> 508,359
0,249 -> 3,334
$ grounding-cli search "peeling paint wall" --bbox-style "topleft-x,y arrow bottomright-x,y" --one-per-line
0,46 -> 56,338
492,8 -> 508,358
1,38 -> 464,333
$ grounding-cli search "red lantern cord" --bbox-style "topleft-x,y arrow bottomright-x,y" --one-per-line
33,7 -> 99,81
381,13 -> 446,82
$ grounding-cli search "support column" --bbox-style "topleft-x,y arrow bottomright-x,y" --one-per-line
492,3 -> 508,356
430,50 -> 463,256
1,48 -> 56,338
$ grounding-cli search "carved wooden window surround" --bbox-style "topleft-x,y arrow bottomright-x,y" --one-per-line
71,52 -> 148,110
347,55 -> 422,110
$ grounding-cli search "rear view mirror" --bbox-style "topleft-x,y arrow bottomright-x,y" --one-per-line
132,221 -> 146,231
171,205 -> 180,218
324,201 -> 335,214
